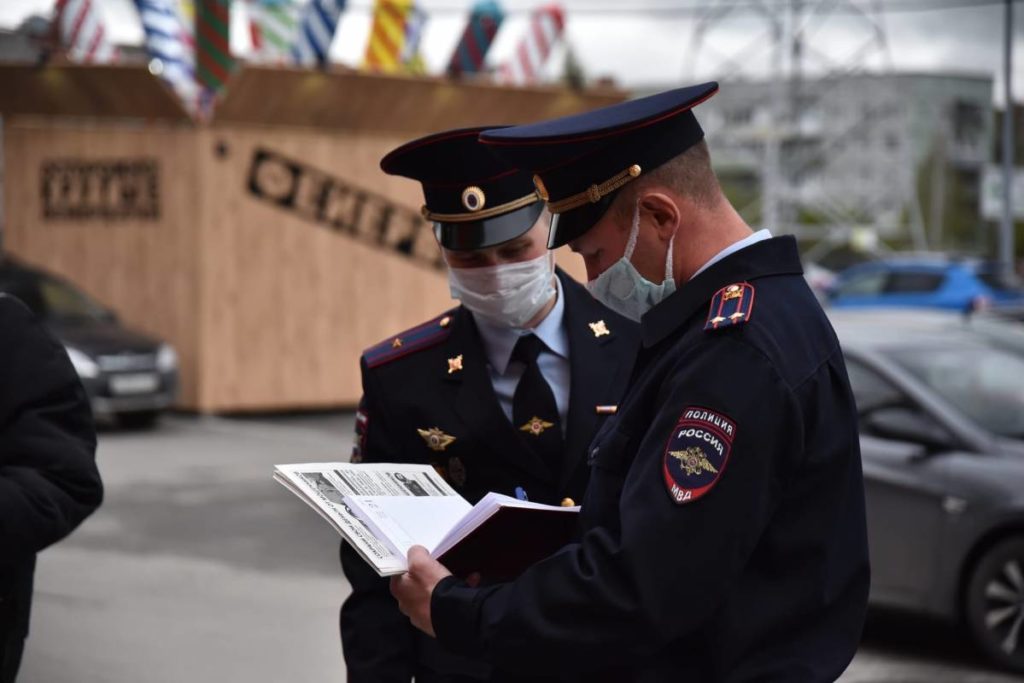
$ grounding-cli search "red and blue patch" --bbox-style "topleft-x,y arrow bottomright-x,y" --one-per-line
704,282 -> 755,332
363,310 -> 455,369
662,406 -> 736,505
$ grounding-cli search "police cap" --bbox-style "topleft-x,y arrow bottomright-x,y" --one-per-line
380,126 -> 544,251
479,82 -> 719,248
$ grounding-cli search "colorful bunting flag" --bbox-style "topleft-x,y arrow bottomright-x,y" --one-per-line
362,0 -> 417,74
248,0 -> 298,64
196,0 -> 234,93
497,3 -> 565,86
446,0 -> 504,78
54,0 -> 119,64
400,4 -> 428,74
290,0 -> 347,67
135,0 -> 199,112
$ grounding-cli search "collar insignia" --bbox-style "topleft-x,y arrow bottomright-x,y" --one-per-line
447,354 -> 464,374
589,320 -> 611,338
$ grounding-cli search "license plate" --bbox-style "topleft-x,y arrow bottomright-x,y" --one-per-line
110,373 -> 159,395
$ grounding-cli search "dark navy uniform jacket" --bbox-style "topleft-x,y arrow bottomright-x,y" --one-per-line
340,269 -> 639,682
431,237 -> 871,682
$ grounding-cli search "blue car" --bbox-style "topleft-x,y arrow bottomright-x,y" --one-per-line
828,258 -> 1024,311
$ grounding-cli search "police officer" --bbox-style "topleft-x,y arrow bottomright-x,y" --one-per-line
391,84 -> 870,682
0,293 -> 103,683
340,126 -> 639,682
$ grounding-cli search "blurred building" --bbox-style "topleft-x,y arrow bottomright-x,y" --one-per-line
659,72 -> 994,249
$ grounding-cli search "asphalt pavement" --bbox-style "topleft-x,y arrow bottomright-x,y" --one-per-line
17,413 -> 1024,682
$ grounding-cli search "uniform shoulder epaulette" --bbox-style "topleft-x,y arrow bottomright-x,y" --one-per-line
364,308 -> 457,369
704,282 -> 755,332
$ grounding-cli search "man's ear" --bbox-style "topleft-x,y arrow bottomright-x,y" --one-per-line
637,192 -> 680,243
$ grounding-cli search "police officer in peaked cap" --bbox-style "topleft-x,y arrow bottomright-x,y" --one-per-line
340,126 -> 639,682
391,84 -> 871,682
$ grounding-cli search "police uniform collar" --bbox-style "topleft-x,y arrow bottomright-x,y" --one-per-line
640,236 -> 804,348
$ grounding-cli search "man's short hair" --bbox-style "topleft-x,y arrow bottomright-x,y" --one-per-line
614,140 -> 721,218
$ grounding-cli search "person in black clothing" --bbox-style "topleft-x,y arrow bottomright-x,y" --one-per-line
340,127 -> 639,682
0,293 -> 103,683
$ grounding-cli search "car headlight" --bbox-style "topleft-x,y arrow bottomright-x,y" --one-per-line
156,343 -> 178,373
65,347 -> 100,379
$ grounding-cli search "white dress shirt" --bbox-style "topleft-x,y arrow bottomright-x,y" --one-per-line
690,229 -> 773,280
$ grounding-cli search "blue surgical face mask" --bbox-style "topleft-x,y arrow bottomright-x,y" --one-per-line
586,203 -> 676,322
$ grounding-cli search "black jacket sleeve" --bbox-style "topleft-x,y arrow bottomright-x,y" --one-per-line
339,358 -> 417,683
0,294 -> 103,568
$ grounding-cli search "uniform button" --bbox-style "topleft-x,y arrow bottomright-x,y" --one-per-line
560,498 -> 575,507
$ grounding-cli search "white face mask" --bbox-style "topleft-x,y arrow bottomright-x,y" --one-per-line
586,203 -> 676,322
447,251 -> 557,329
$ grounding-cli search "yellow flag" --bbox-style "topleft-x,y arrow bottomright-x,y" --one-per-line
362,0 -> 416,73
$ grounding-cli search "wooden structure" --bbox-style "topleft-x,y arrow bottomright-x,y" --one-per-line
1,64 -> 622,412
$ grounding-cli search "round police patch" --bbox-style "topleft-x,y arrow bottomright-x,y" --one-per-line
662,406 -> 736,505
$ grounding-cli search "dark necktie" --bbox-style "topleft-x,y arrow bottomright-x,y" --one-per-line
511,334 -> 563,477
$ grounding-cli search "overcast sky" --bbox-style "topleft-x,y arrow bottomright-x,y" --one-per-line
2,0 -> 1021,103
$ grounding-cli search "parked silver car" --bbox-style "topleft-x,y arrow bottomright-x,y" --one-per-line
830,309 -> 1024,673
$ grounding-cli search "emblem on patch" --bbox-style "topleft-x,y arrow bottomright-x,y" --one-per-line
704,282 -> 755,331
662,406 -> 736,504
417,427 -> 456,452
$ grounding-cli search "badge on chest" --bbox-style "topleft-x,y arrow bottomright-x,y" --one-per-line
662,406 -> 736,505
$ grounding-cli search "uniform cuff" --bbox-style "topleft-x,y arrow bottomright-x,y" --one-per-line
431,575 -> 484,656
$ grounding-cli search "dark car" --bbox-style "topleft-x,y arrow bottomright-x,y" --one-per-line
0,257 -> 178,427
829,257 -> 1024,311
830,309 -> 1024,673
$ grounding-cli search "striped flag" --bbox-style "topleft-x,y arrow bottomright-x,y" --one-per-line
362,0 -> 416,74
248,0 -> 298,64
399,4 -> 428,74
135,0 -> 199,112
446,0 -> 504,79
54,0 -> 119,64
497,4 -> 565,86
196,0 -> 233,94
290,0 -> 347,67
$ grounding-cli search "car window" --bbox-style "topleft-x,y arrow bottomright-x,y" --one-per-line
38,276 -> 110,322
884,271 -> 945,294
845,358 -> 907,414
888,346 -> 1024,439
836,270 -> 887,297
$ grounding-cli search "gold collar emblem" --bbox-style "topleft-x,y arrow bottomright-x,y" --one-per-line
391,337 -> 403,348
447,354 -> 463,374
520,416 -> 555,436
589,320 -> 611,338
418,427 -> 456,452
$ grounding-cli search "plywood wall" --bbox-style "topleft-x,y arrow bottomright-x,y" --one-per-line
2,118 -> 587,413
2,119 -> 203,407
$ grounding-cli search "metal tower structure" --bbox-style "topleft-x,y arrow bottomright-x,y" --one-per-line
688,0 -> 928,250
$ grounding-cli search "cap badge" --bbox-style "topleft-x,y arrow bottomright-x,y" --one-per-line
533,174 -> 549,201
461,186 -> 486,212
447,354 -> 464,374
417,427 -> 456,452
588,320 -> 611,338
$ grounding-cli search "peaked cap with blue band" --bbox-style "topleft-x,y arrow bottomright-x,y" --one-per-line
478,82 -> 719,248
380,126 -> 544,251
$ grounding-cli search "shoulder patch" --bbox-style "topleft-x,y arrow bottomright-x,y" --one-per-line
704,282 -> 755,332
364,309 -> 456,369
662,406 -> 736,505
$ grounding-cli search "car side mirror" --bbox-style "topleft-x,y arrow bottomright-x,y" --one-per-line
863,407 -> 951,453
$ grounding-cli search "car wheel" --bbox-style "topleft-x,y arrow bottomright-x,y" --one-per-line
966,537 -> 1024,673
118,410 -> 160,430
